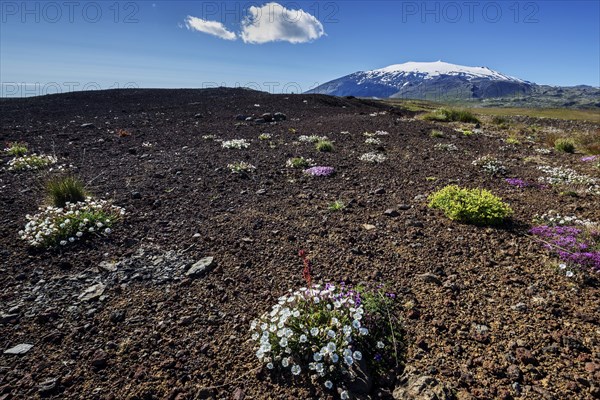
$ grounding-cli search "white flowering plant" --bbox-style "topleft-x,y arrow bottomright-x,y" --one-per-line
472,155 -> 507,176
537,165 -> 600,195
298,135 -> 328,143
434,143 -> 458,152
8,154 -> 57,171
227,161 -> 256,174
19,197 -> 125,248
364,137 -> 382,146
221,139 -> 250,149
250,252 -> 402,398
359,152 -> 387,163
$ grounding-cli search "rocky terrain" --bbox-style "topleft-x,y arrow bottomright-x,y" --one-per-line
0,88 -> 599,400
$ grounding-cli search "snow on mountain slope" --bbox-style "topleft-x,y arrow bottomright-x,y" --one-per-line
366,61 -> 525,83
307,61 -> 533,100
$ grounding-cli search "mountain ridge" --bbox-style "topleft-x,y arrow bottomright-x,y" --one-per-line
307,61 -> 600,108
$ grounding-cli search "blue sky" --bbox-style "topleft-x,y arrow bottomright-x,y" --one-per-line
1,1 -> 599,96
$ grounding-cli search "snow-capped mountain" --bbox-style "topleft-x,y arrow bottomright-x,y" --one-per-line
307,61 -> 534,100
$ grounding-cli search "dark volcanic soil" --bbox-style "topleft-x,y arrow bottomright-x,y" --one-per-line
0,88 -> 599,400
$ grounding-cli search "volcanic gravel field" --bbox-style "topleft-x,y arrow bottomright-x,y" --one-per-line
0,88 -> 599,400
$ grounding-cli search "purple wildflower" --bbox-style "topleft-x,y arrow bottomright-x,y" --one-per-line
505,178 -> 528,188
303,166 -> 335,177
581,155 -> 598,162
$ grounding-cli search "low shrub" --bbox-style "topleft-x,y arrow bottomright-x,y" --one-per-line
316,140 -> 334,152
428,185 -> 513,225
46,176 -> 87,208
554,138 -> 576,153
4,142 -> 28,156
286,157 -> 315,169
328,200 -> 345,211
423,108 -> 480,123
430,130 -> 444,138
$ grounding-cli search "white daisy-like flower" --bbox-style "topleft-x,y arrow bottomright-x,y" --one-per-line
59,240 -> 67,246
324,380 -> 333,389
291,364 -> 301,375
353,350 -> 362,360
566,270 -> 574,278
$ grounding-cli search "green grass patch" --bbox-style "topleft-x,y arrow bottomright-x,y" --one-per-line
46,176 -> 87,207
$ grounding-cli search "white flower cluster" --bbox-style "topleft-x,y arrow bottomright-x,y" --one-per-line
227,161 -> 256,173
19,197 -> 125,247
534,148 -> 552,154
365,137 -> 382,145
363,130 -> 389,138
359,152 -> 387,163
285,157 -> 315,169
7,154 -> 57,171
221,139 -> 250,149
537,165 -> 600,194
298,135 -> 328,143
534,211 -> 596,227
434,143 -> 458,152
472,155 -> 507,175
251,284 -> 372,397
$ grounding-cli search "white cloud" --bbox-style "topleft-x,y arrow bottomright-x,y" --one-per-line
240,2 -> 325,44
184,16 -> 237,41
183,3 -> 325,44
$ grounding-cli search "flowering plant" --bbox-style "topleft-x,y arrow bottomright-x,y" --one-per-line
537,165 -> 599,195
227,161 -> 256,174
221,139 -> 250,149
365,137 -> 382,146
250,252 -> 402,398
4,142 -> 28,156
530,212 -> 599,274
7,154 -> 57,171
304,166 -> 335,177
359,152 -> 387,163
19,197 -> 124,248
298,135 -> 328,143
472,155 -> 507,175
286,157 -> 315,169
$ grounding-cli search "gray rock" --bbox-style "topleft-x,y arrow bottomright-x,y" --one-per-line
261,113 -> 273,122
4,343 -> 34,355
194,113 -> 203,119
235,114 -> 248,121
393,369 -> 452,399
273,112 -> 287,121
98,261 -> 117,272
413,195 -> 427,202
131,191 -> 142,199
398,204 -> 411,210
511,303 -> 527,312
185,257 -> 215,277
79,283 -> 106,302
80,123 -> 95,128
374,187 -> 386,195
346,355 -> 373,395
384,209 -> 399,217
38,378 -> 58,395
418,273 -> 442,286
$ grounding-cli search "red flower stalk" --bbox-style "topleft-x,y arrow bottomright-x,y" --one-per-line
299,249 -> 312,290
